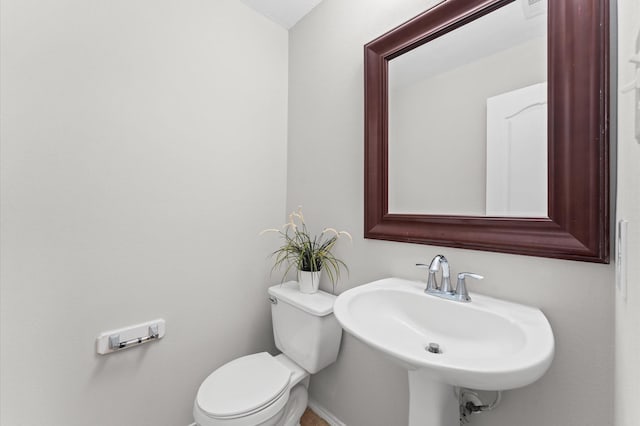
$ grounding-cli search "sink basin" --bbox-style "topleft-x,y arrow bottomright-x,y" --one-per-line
334,277 -> 554,391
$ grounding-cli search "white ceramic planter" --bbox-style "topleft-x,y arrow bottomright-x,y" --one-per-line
298,270 -> 322,294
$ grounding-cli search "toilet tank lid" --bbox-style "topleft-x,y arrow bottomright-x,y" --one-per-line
268,282 -> 336,316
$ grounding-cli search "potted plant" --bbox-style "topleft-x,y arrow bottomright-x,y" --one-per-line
262,207 -> 351,294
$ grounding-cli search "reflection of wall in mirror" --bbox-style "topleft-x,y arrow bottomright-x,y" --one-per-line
388,37 -> 546,215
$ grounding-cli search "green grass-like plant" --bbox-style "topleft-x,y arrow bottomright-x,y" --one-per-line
261,207 -> 351,291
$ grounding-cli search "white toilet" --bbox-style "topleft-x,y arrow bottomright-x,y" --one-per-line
193,282 -> 343,426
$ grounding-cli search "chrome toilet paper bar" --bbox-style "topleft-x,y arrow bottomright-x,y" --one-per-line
96,319 -> 166,355
109,324 -> 159,350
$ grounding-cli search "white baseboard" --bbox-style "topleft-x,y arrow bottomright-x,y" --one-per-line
308,399 -> 346,426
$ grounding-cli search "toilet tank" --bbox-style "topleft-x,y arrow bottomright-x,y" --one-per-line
268,282 -> 342,374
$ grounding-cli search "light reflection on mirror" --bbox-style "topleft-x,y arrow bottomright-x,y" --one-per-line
388,0 -> 548,217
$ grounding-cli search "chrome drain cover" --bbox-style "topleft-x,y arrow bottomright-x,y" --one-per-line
426,342 -> 441,354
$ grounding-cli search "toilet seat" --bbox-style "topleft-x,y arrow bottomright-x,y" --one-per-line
194,352 -> 292,425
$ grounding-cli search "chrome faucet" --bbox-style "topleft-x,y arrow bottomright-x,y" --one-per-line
416,255 -> 483,302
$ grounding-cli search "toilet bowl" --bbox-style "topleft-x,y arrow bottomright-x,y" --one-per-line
193,282 -> 342,426
193,353 -> 309,426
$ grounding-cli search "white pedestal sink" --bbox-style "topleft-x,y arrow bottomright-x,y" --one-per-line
333,278 -> 554,426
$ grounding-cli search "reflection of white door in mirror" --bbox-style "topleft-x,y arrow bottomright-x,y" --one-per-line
486,83 -> 547,217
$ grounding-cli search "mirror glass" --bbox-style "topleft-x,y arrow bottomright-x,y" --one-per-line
388,0 -> 548,217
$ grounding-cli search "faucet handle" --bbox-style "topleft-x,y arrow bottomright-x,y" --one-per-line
455,272 -> 484,302
416,263 -> 439,292
458,272 -> 483,281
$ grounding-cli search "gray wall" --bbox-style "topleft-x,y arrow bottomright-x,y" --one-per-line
0,1 -> 288,425
288,1 -> 615,425
615,0 -> 640,424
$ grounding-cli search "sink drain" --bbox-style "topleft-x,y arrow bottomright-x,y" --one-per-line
426,342 -> 441,354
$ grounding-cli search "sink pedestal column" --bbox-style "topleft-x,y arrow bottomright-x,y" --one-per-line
408,369 -> 458,426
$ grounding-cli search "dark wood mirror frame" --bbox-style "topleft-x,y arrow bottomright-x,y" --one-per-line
364,0 -> 609,263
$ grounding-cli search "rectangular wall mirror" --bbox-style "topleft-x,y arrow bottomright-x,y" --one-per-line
364,0 -> 609,262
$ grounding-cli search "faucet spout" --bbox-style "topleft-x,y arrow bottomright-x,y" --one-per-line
429,255 -> 452,293
428,255 -> 443,272
439,257 -> 452,293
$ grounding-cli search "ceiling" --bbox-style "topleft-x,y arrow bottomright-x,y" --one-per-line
239,0 -> 324,29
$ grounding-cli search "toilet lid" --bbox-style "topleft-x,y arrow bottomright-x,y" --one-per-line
196,352 -> 291,419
